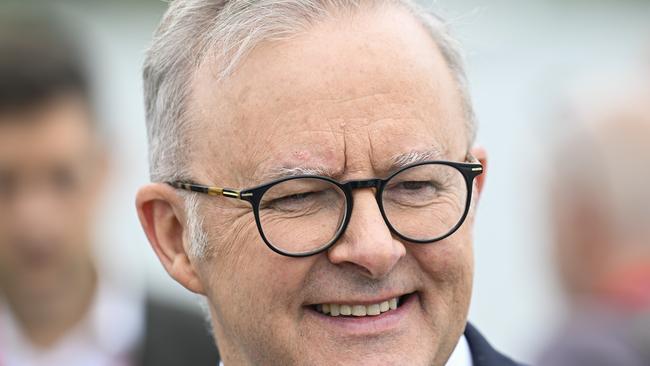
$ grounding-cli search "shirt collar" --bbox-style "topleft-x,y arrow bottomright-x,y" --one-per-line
447,333 -> 474,366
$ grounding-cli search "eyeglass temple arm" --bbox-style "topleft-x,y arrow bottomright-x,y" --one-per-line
464,153 -> 484,173
168,181 -> 249,200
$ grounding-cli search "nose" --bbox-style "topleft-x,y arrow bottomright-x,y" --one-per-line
327,189 -> 405,279
11,185 -> 64,237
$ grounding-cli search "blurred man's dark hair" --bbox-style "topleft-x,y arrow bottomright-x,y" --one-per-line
0,14 -> 93,117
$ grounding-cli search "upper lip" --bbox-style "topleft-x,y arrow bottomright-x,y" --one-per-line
305,291 -> 413,306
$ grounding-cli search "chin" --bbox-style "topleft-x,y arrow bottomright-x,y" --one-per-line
306,349 -> 432,366
290,334 -> 436,366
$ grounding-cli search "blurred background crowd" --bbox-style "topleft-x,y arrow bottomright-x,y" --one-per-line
0,0 -> 649,364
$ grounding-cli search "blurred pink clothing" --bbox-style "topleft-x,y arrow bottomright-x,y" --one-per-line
537,267 -> 650,366
0,280 -> 144,366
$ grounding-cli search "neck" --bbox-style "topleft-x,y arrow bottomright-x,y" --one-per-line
6,261 -> 97,347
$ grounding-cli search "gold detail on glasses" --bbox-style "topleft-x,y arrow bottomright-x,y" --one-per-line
207,187 -> 224,196
222,190 -> 241,199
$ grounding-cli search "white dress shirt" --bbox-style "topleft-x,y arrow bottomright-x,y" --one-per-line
218,334 -> 473,366
447,334 -> 474,366
0,280 -> 144,366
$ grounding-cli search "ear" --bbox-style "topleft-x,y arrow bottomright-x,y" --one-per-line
470,145 -> 488,197
136,183 -> 206,294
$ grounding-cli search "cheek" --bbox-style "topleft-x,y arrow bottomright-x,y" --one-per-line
197,208 -> 318,362
199,206 -> 315,317
206,207 -> 260,267
416,227 -> 473,278
410,226 -> 474,307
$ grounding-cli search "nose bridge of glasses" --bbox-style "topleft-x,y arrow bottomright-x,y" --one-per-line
345,178 -> 383,191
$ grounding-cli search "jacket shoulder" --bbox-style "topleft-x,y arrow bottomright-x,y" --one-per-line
465,323 -> 528,366
136,298 -> 220,366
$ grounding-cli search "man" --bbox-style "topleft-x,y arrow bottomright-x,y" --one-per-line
537,73 -> 650,366
0,14 -> 219,366
136,0 -> 523,365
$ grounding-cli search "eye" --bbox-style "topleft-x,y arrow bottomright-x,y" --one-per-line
260,178 -> 343,214
51,166 -> 80,193
383,179 -> 444,207
396,181 -> 437,191
391,180 -> 440,194
264,191 -> 319,211
273,192 -> 313,204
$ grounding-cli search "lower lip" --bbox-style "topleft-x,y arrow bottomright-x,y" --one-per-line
304,293 -> 418,336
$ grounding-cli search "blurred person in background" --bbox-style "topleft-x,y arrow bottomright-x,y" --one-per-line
0,12 -> 219,366
537,70 -> 650,366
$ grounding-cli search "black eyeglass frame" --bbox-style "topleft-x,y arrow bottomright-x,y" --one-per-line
168,160 -> 483,258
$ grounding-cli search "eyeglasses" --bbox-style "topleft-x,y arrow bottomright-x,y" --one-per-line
169,159 -> 483,258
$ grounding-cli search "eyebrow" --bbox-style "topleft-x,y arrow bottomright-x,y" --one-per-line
255,148 -> 447,183
389,148 -> 445,171
259,165 -> 337,182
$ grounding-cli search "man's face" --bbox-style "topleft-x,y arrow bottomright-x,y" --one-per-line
185,8 -> 480,366
0,95 -> 103,301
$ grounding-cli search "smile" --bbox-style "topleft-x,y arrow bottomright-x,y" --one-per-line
311,293 -> 413,317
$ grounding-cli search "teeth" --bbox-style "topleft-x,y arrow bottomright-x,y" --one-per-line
340,305 -> 352,316
315,296 -> 402,317
330,304 -> 340,316
352,305 -> 367,316
367,304 -> 381,316
380,301 -> 390,312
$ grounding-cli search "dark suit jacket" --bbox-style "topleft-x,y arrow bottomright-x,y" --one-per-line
465,323 -> 526,366
135,309 -> 521,366
136,299 -> 221,366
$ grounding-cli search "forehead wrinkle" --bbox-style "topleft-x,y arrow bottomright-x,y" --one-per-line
318,91 -> 395,107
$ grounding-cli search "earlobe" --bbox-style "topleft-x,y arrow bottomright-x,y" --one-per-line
135,184 -> 206,295
470,145 -> 488,196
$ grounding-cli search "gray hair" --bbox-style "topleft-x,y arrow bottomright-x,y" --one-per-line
143,0 -> 476,257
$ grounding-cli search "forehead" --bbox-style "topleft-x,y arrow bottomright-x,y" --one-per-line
188,6 -> 467,185
0,96 -> 94,169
